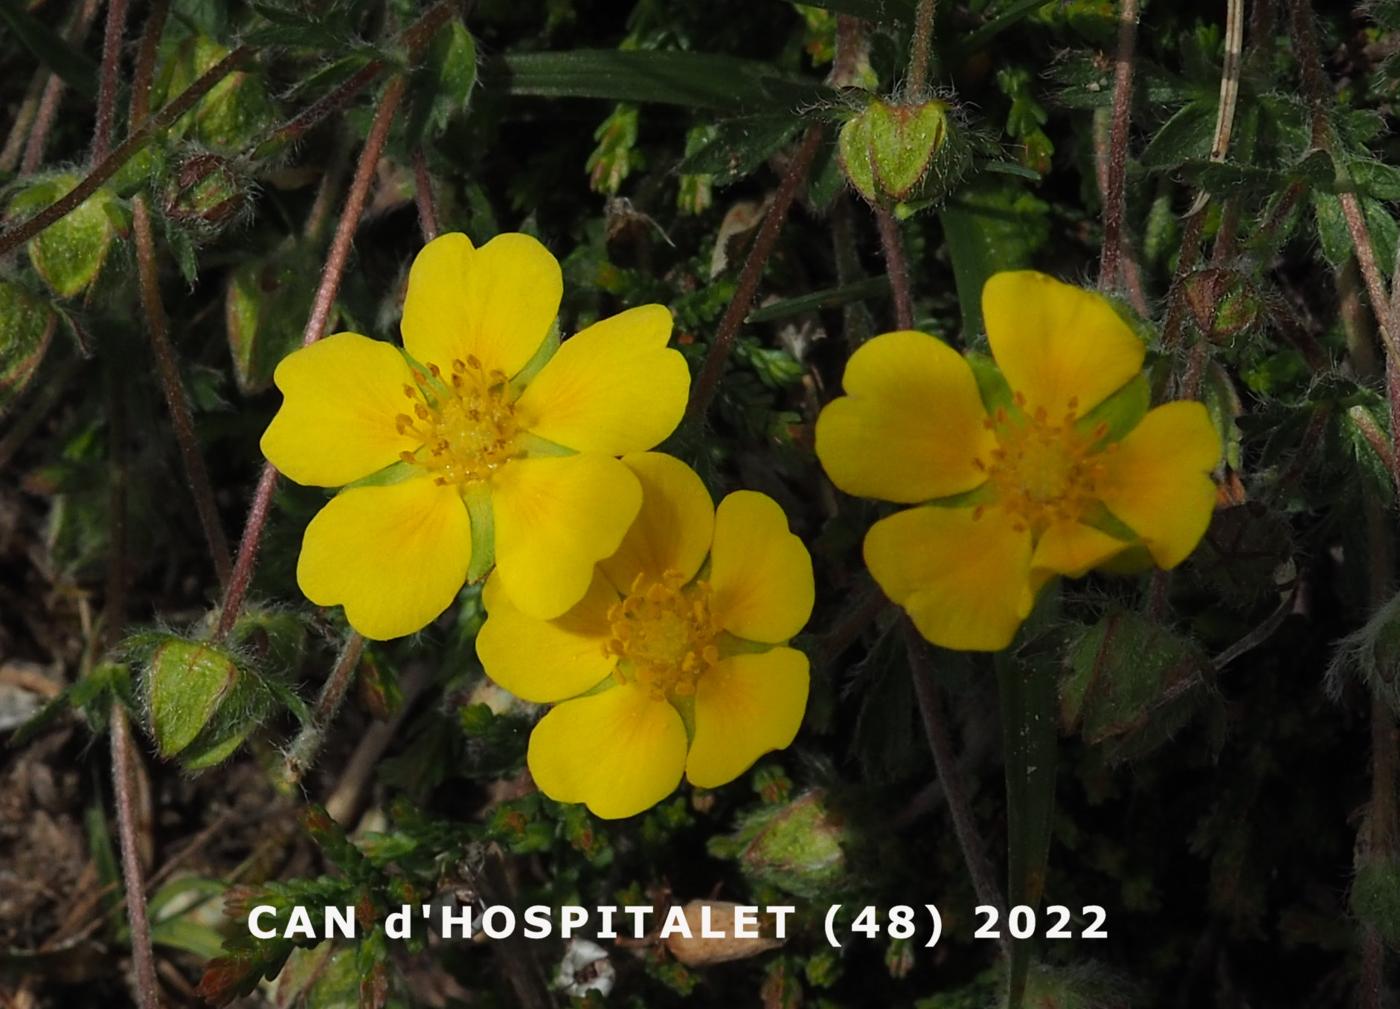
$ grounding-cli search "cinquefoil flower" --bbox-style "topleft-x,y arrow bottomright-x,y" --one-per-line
476,453 -> 814,819
815,271 -> 1220,652
261,233 -> 689,639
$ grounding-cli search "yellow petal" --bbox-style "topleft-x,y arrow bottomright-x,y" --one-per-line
982,271 -> 1145,418
260,332 -> 420,488
1096,401 -> 1220,568
298,478 -> 471,640
515,305 -> 688,454
686,648 -> 809,789
815,330 -> 994,503
400,232 -> 562,378
1030,521 -> 1130,588
865,505 -> 1033,651
600,452 -> 715,592
491,454 -> 642,620
477,571 -> 618,703
708,491 -> 814,644
527,684 -> 687,819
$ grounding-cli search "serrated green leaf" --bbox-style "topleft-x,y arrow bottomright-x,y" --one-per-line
677,115 -> 802,186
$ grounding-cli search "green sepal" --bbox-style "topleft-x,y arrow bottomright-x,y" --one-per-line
966,351 -> 1014,416
464,483 -> 495,583
510,320 -> 561,392
1075,372 -> 1149,447
341,460 -> 419,491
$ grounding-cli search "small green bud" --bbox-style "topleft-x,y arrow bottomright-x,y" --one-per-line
141,634 -> 270,768
1182,267 -> 1260,343
0,281 -> 56,416
710,789 -> 851,899
164,154 -> 248,229
8,175 -> 124,298
838,98 -> 954,206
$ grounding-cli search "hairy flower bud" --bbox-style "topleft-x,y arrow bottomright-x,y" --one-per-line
838,98 -> 962,208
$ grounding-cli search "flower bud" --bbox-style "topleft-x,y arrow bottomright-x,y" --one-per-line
7,175 -> 124,298
0,281 -> 56,416
1182,267 -> 1260,343
838,98 -> 957,207
164,154 -> 248,229
141,634 -> 270,769
711,789 -> 851,899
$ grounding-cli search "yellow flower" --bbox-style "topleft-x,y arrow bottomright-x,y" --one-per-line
260,233 -> 690,640
815,270 -> 1221,652
476,453 -> 815,819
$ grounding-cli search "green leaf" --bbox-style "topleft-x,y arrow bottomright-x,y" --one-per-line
939,181 -> 1049,341
998,642 -> 1059,1009
0,0 -> 99,97
491,50 -> 828,113
677,115 -> 802,186
950,0 -> 1056,60
1139,101 -> 1214,169
0,281 -> 56,417
404,21 -> 478,148
746,276 -> 890,323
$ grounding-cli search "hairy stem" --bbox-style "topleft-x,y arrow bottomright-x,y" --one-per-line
91,0 -> 132,161
18,0 -> 103,173
1098,0 -> 1140,292
905,624 -> 1008,929
132,195 -> 233,588
217,75 -> 412,639
874,206 -> 914,329
281,633 -> 366,788
687,126 -> 824,421
110,706 -> 160,1009
0,45 -> 254,257
907,0 -> 936,96
414,148 -> 441,242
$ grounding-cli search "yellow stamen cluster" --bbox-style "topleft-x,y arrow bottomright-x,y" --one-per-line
606,570 -> 721,700
974,393 -> 1111,533
396,356 -> 520,486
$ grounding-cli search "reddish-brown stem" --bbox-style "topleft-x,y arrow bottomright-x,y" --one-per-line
907,0 -> 936,97
249,1 -> 457,159
281,632 -> 366,787
216,75 -> 412,640
1160,210 -> 1208,351
413,148 -> 441,242
875,206 -> 914,329
130,0 -> 170,125
0,70 -> 45,172
18,0 -> 103,173
906,623 -> 1008,927
0,45 -> 254,257
132,195 -> 233,588
91,0 -> 132,161
216,464 -> 279,640
1098,0 -> 1140,293
687,126 -> 824,422
22,76 -> 68,173
110,706 -> 160,1009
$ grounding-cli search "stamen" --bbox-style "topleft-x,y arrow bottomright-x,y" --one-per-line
606,570 -> 721,701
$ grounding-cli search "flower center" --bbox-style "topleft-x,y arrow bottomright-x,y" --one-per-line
606,570 -> 721,701
974,393 -> 1110,533
396,356 -> 520,486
